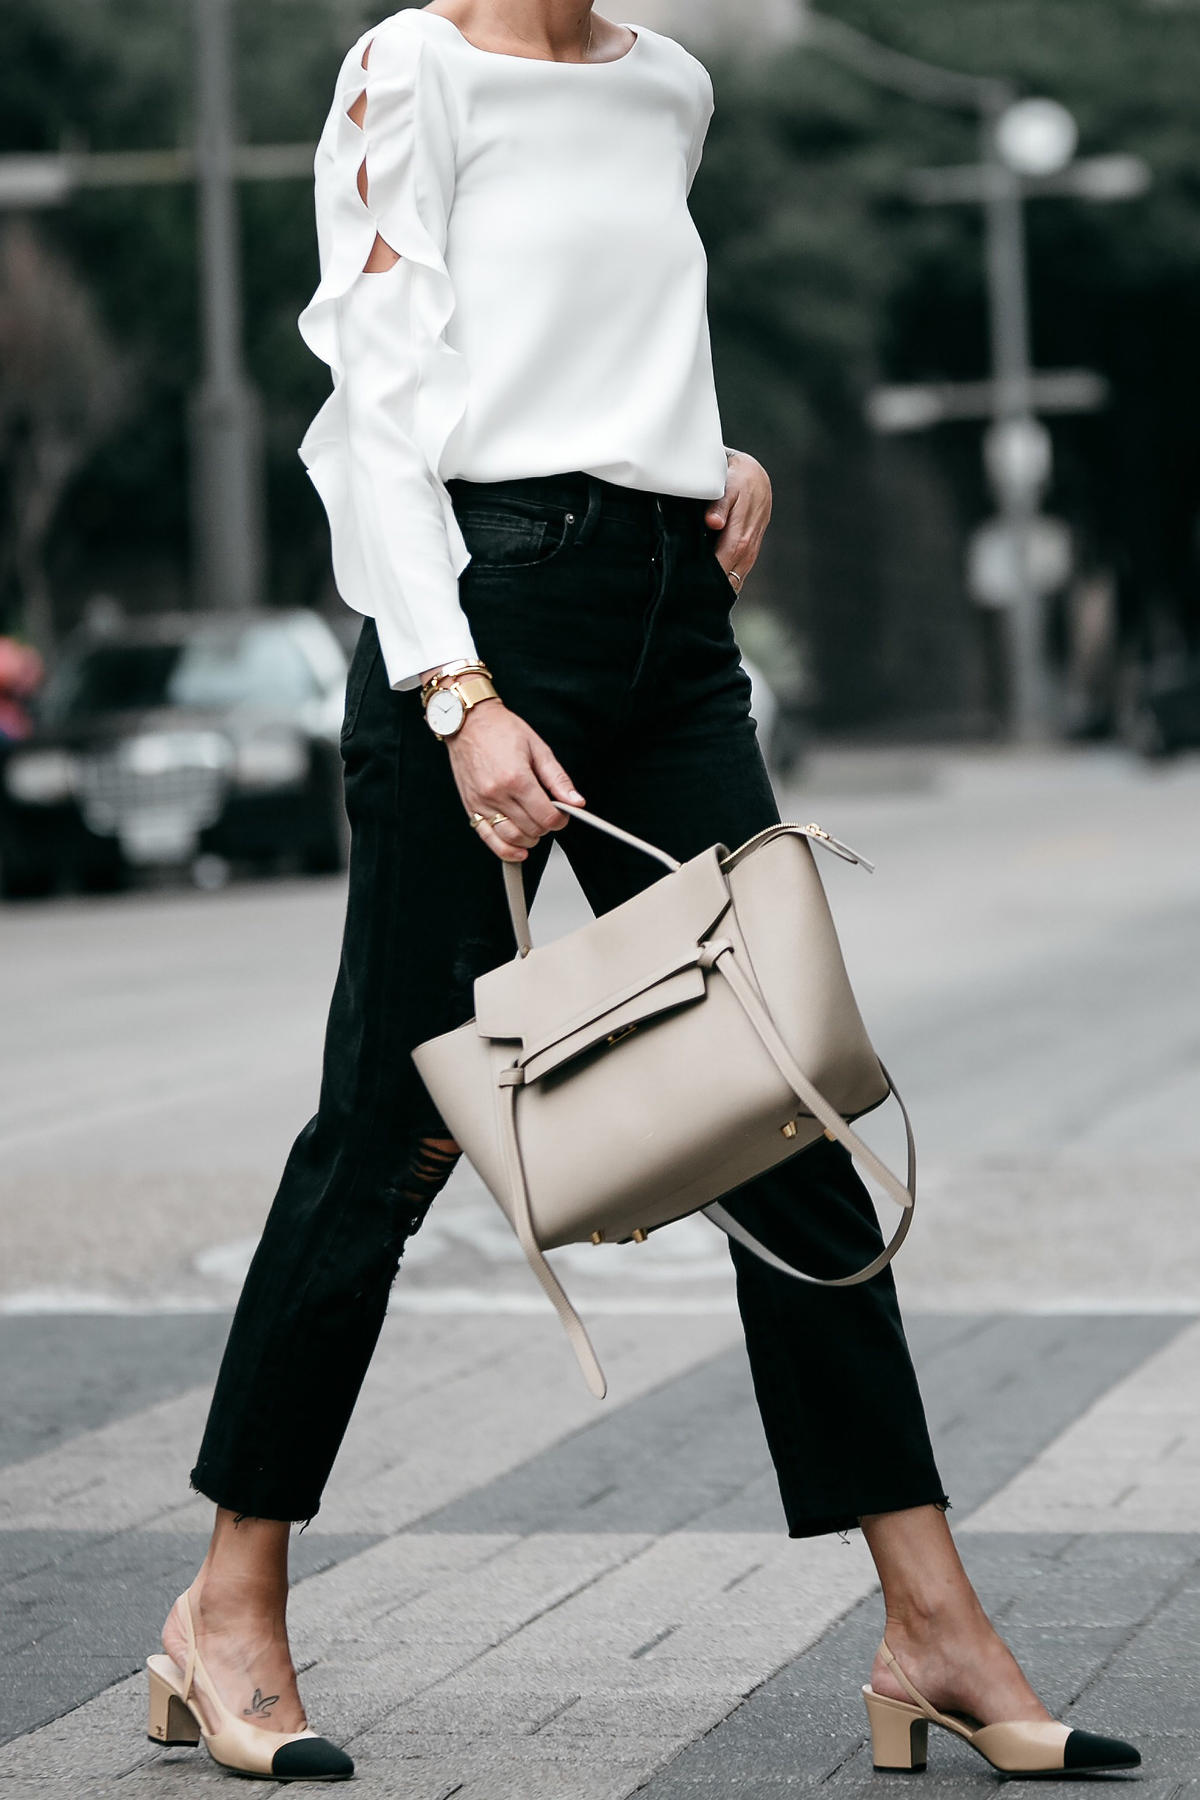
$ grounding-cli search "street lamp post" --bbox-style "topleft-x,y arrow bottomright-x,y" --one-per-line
980,90 -> 1054,736
806,11 -> 1148,740
191,0 -> 262,612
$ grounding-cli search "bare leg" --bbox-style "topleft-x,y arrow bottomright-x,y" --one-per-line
161,1510 -> 305,1735
861,1505 -> 1049,1725
168,1135 -> 462,1732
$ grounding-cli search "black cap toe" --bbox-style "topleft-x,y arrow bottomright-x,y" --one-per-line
271,1736 -> 355,1780
1063,1729 -> 1141,1771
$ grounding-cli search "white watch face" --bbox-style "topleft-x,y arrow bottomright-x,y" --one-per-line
426,687 -> 466,737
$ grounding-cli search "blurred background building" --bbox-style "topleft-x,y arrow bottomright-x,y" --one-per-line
2,0 -> 1200,758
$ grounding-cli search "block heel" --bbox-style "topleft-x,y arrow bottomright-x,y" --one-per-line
145,1589 -> 353,1781
147,1661 -> 201,1746
863,1639 -> 1141,1777
863,1688 -> 928,1770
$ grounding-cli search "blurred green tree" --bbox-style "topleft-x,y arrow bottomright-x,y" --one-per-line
697,1 -> 1200,723
1,0 -> 1198,726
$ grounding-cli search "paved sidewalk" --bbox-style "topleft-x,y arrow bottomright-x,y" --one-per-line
0,1309 -> 1195,1796
2,748 -> 1198,1796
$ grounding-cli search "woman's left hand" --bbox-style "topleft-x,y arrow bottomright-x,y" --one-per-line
705,449 -> 772,594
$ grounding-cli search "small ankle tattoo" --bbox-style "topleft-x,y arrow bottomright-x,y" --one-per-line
243,1688 -> 279,1719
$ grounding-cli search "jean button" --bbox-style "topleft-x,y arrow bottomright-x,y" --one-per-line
566,513 -> 576,523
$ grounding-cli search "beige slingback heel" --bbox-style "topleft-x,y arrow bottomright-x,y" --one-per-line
146,1588 -> 353,1781
862,1640 -> 1140,1776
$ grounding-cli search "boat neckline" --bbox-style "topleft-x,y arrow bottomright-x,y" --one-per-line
415,10 -> 642,66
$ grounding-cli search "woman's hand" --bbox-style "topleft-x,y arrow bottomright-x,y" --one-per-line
445,699 -> 584,862
705,449 -> 772,592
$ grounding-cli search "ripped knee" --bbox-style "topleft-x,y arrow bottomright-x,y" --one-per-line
401,1135 -> 461,1219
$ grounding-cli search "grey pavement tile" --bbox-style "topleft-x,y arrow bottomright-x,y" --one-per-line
0,1316 -> 232,1473
911,1314 -> 1189,1518
0,1312 -> 1191,1788
409,1315 -> 1185,1541
0,1530 -> 378,1747
636,1534 -> 1199,1799
410,1350 -> 782,1538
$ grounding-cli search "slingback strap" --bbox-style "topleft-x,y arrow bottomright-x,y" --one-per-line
701,943 -> 915,1286
502,803 -> 681,957
497,1072 -> 608,1398
179,1588 -> 198,1702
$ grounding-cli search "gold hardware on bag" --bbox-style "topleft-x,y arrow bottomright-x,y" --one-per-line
781,1119 -> 798,1139
591,1230 -> 604,1245
632,1228 -> 648,1243
605,1023 -> 637,1047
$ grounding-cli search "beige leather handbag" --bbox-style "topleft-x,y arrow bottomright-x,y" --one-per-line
413,806 -> 915,1398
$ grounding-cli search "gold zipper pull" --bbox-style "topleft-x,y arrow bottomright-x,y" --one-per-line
804,824 -> 875,873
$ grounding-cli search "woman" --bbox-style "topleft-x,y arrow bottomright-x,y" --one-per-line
146,0 -> 1140,1783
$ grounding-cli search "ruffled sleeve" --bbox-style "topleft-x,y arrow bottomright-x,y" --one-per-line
298,12 -> 475,690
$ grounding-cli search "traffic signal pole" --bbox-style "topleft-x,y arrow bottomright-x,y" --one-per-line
192,0 -> 262,612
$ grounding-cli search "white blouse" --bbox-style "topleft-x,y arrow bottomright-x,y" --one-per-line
299,8 -> 728,690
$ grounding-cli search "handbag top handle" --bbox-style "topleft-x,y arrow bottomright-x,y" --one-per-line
501,805 -> 873,958
503,804 -> 680,957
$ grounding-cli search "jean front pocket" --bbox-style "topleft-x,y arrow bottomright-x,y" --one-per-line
457,504 -> 572,571
339,621 -> 382,751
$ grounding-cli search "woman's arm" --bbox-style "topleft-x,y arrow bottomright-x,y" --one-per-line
442,701 -> 584,863
299,19 -> 478,690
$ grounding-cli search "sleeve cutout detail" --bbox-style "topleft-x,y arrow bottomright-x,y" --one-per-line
363,231 -> 400,274
297,11 -> 473,688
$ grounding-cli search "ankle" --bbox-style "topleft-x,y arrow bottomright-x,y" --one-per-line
192,1577 -> 289,1640
883,1587 -> 990,1644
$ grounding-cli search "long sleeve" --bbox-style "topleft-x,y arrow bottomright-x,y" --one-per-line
298,15 -> 477,689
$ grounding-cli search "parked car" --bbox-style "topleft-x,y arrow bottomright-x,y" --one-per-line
0,611 -> 349,898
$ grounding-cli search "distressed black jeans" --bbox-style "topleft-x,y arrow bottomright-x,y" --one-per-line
192,472 -> 946,1535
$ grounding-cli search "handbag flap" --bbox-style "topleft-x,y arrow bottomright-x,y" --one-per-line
474,845 -> 731,1049
520,963 -> 706,1083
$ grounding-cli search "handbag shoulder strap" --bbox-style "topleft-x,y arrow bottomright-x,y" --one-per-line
495,934 -> 916,1398
700,941 -> 914,1285
496,1071 -> 609,1398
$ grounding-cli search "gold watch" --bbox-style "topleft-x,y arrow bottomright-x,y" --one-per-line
421,663 -> 498,740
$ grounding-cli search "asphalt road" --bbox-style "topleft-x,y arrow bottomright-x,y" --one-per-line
2,744 -> 1198,1797
3,743 -> 1199,1318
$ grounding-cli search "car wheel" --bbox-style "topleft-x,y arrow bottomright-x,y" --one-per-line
79,861 -> 129,894
0,856 -> 55,900
1129,706 -> 1170,761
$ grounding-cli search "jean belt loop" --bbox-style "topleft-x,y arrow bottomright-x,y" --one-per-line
575,475 -> 604,547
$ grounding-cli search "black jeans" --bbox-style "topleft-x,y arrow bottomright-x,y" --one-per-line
192,472 -> 946,1536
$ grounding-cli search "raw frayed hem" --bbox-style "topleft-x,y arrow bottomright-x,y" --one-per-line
787,1495 -> 951,1541
188,1471 -> 318,1529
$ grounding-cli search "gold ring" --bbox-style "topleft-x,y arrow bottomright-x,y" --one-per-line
488,812 -> 509,829
729,569 -> 743,594
467,812 -> 486,831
